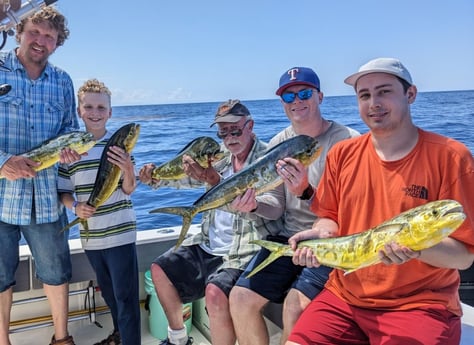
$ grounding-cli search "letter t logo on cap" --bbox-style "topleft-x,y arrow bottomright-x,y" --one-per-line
288,68 -> 299,81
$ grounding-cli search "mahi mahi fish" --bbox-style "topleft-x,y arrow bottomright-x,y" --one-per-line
151,136 -> 225,181
0,131 -> 96,178
62,123 -> 140,237
246,199 -> 466,278
149,135 -> 322,248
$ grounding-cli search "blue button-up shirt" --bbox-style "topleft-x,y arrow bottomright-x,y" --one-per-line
0,49 -> 78,225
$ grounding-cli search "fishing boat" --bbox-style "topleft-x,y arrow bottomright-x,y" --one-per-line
9,223 -> 474,344
9,224 -> 284,345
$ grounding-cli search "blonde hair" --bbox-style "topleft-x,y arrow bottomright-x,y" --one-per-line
16,6 -> 69,47
77,79 -> 112,105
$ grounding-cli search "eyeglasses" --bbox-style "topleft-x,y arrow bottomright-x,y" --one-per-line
281,88 -> 316,103
217,120 -> 251,139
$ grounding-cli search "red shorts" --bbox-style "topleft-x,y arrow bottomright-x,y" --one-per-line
288,289 -> 461,345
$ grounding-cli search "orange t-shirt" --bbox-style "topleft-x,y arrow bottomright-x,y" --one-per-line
311,129 -> 474,316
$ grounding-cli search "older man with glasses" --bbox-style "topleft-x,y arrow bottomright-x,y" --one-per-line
229,66 -> 360,345
139,99 -> 268,345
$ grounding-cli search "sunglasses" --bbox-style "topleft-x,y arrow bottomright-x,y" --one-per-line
217,120 -> 251,139
281,88 -> 316,103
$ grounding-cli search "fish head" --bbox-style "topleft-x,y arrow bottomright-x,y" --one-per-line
291,135 -> 323,167
196,137 -> 225,162
66,131 -> 96,154
120,123 -> 141,152
403,199 -> 466,250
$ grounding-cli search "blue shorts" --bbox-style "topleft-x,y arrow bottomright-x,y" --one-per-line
0,211 -> 72,292
293,266 -> 333,300
236,246 -> 332,303
153,244 -> 242,304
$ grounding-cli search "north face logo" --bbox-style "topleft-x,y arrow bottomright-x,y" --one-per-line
403,184 -> 428,200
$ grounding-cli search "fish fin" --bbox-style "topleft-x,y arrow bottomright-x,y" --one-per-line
149,206 -> 191,216
250,239 -> 288,252
246,240 -> 290,278
343,269 -> 356,276
149,206 -> 197,250
372,223 -> 407,235
176,137 -> 200,155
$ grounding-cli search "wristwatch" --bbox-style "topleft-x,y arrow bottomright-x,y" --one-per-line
71,201 -> 78,215
298,184 -> 314,200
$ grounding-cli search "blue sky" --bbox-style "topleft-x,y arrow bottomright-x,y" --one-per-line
4,0 -> 473,106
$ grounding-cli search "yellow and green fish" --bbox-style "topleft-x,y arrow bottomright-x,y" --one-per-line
150,135 -> 322,249
0,131 -> 96,178
246,199 -> 466,278
151,136 -> 225,181
62,123 -> 140,238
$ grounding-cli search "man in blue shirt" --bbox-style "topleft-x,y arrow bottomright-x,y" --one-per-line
0,6 -> 80,345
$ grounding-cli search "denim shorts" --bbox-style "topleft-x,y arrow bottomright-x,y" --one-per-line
0,212 -> 72,292
236,246 -> 332,303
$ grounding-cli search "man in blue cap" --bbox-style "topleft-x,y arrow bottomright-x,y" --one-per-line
229,67 -> 360,345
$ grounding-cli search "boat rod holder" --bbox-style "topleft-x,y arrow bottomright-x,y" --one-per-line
0,0 -> 59,95
0,0 -> 58,34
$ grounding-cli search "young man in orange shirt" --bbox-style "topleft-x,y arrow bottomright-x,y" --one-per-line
286,57 -> 474,345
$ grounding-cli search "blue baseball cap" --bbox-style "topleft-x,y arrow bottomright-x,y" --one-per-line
276,67 -> 321,96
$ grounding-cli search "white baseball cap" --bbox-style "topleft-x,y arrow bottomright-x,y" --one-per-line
344,57 -> 413,87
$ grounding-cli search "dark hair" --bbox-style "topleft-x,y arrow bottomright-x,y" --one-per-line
396,76 -> 412,93
16,6 -> 69,47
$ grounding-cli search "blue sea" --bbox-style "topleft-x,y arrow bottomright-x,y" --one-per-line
67,90 -> 474,239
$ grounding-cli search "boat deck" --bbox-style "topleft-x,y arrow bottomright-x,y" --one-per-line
10,307 -> 212,345
10,225 -> 474,344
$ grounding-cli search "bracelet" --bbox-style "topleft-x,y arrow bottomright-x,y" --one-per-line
71,201 -> 78,215
298,184 -> 314,200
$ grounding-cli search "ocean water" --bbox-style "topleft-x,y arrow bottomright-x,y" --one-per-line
66,90 -> 474,239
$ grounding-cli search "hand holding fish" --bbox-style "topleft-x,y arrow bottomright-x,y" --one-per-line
107,145 -> 136,195
276,157 -> 309,196
289,219 -> 338,268
59,147 -> 83,164
182,154 -> 220,186
230,188 -> 258,213
379,242 -> 421,265
74,202 -> 96,219
139,163 -> 158,185
0,156 -> 40,180
107,145 -> 133,170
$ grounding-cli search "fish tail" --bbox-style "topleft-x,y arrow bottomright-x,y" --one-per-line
174,213 -> 193,250
245,240 -> 291,278
83,220 -> 90,242
61,218 -> 90,241
149,206 -> 196,249
60,217 -> 81,233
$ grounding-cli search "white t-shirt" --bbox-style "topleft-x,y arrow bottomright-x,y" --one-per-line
200,166 -> 234,255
